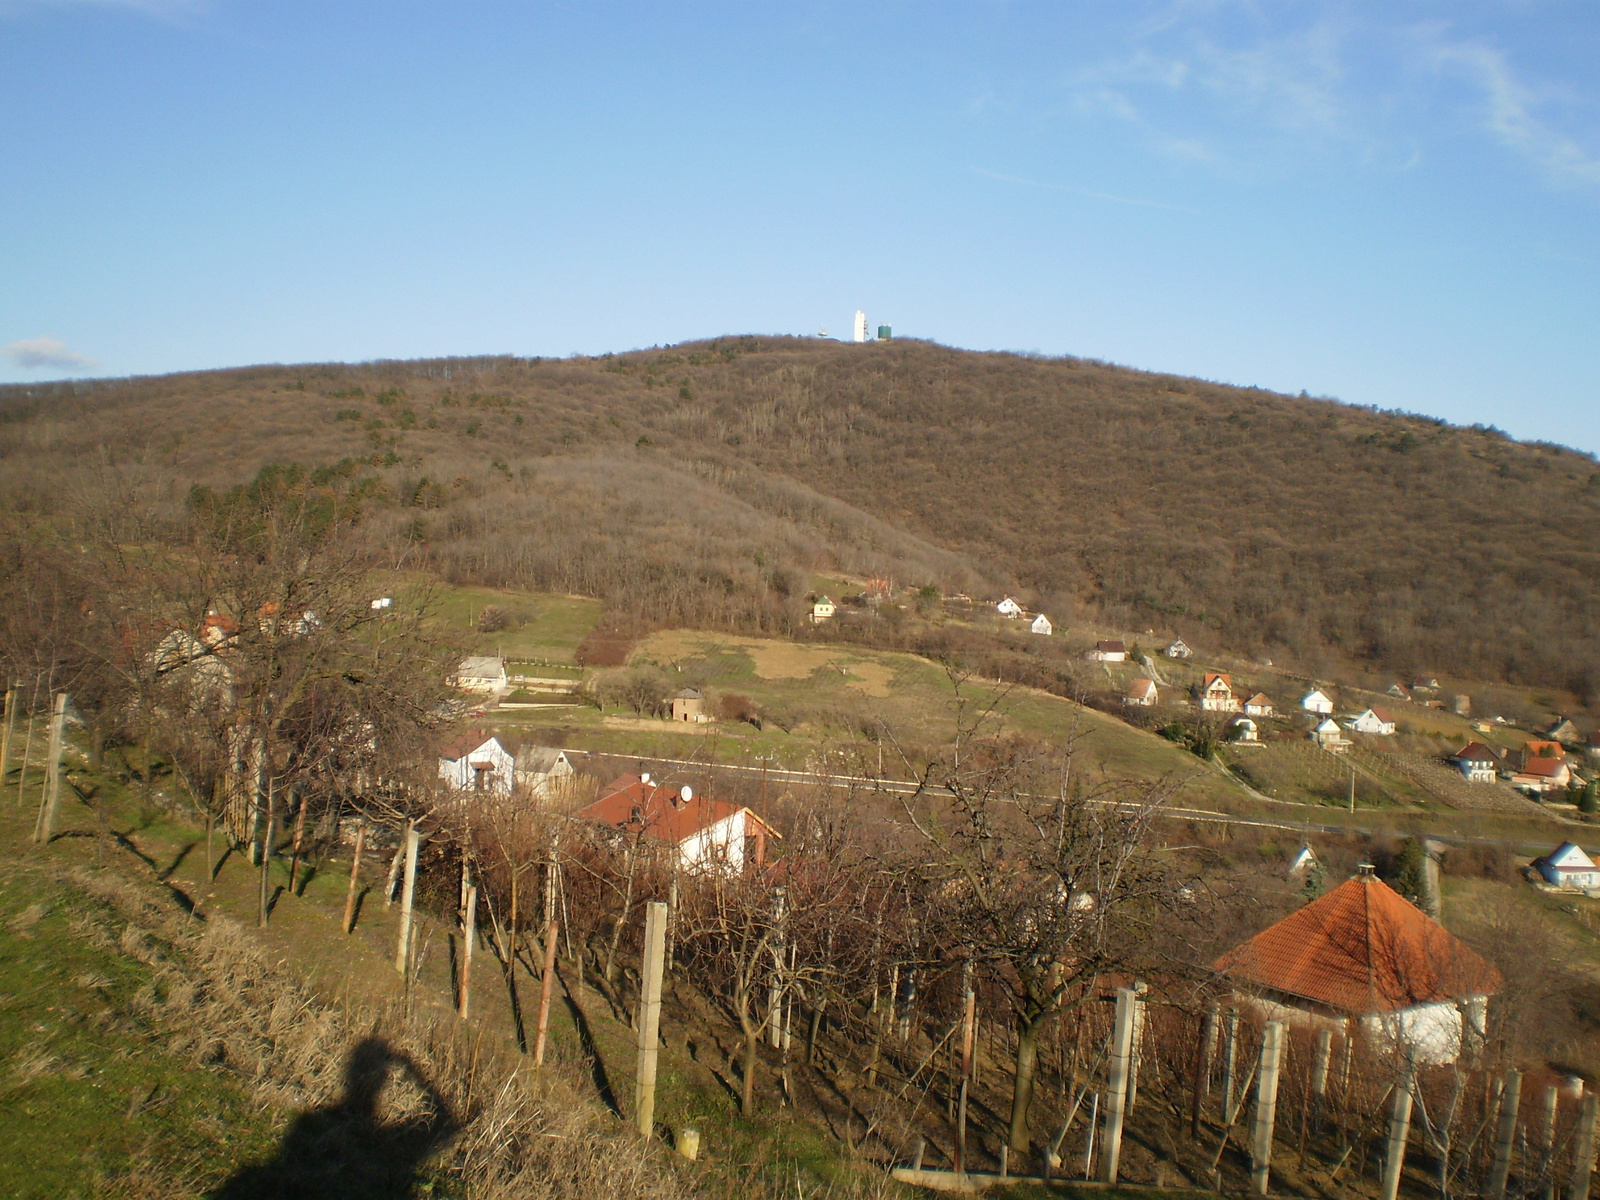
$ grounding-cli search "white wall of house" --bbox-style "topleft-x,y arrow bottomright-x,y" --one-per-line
677,809 -> 748,871
439,738 -> 516,795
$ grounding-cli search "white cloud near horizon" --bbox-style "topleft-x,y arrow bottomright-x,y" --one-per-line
3,336 -> 98,371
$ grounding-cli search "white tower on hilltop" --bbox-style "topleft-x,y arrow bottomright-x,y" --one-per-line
853,310 -> 868,343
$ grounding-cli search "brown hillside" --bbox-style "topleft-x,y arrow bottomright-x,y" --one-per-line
2,336 -> 1598,693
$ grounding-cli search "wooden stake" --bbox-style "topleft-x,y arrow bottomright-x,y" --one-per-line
394,822 -> 420,977
1250,1021 -> 1285,1195
287,793 -> 308,894
257,778 -> 275,927
459,884 -> 478,1018
1193,1002 -> 1219,1137
533,917 -> 559,1064
0,684 -> 16,792
1490,1068 -> 1523,1200
31,693 -> 68,844
634,900 -> 668,1137
1099,986 -> 1137,1183
343,822 -> 366,933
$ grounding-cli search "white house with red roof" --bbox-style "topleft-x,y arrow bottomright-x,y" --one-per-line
577,773 -> 778,872
438,732 -> 516,795
1198,673 -> 1239,712
1511,757 -> 1573,794
1450,742 -> 1500,783
1123,678 -> 1158,707
1243,692 -> 1275,717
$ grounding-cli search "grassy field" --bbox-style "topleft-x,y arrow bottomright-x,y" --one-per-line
426,583 -> 604,665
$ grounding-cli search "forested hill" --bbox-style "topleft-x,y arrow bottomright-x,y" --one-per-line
3,336 -> 1598,694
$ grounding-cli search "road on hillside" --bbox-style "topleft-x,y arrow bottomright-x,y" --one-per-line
567,749 -> 1562,855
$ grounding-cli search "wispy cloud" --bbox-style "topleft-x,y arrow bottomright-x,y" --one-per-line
3,336 -> 98,371
971,167 -> 1198,213
1435,41 -> 1600,189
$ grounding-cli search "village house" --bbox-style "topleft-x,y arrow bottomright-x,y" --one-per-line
1165,638 -> 1194,659
1549,718 -> 1582,745
200,610 -> 240,649
576,773 -> 777,872
438,732 -> 516,795
1450,742 -> 1500,783
1522,740 -> 1565,767
1301,689 -> 1334,715
1030,614 -> 1053,636
1531,842 -> 1600,891
1387,682 -> 1412,701
513,746 -> 577,798
454,656 -> 509,695
257,601 -> 321,636
1231,717 -> 1260,743
1413,677 -> 1440,692
810,596 -> 836,624
1214,866 -> 1500,1064
1346,706 -> 1398,736
1087,640 -> 1127,663
1311,718 -> 1350,751
1243,692 -> 1275,718
1198,672 -> 1240,713
1511,757 -> 1572,795
1123,678 -> 1158,707
996,596 -> 1023,618
671,688 -> 710,723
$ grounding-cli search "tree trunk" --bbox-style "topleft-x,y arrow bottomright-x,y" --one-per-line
737,987 -> 759,1117
1010,1016 -> 1043,1153
604,846 -> 636,983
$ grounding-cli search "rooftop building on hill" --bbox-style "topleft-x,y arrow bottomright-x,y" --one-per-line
1214,868 -> 1501,1063
577,773 -> 777,872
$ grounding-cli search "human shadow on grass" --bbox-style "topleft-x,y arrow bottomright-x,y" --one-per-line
210,1037 -> 456,1199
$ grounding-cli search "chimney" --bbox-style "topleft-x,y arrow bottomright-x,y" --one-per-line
640,772 -> 652,785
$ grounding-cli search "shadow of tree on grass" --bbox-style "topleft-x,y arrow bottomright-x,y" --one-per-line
210,1037 -> 456,1199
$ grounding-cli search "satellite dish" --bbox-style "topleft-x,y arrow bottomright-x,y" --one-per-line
680,785 -> 693,802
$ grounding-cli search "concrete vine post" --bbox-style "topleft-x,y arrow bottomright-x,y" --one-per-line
533,918 -> 559,1065
1250,1021 -> 1285,1196
0,684 -> 15,794
1380,1065 -> 1416,1200
1568,1093 -> 1599,1200
1489,1068 -> 1523,1200
459,884 -> 478,1018
1099,986 -> 1138,1183
1193,1002 -> 1219,1137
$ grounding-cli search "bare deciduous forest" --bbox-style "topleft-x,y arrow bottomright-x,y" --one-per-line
3,335 -> 1598,692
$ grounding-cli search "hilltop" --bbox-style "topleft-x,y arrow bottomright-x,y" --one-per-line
3,336 -> 1598,699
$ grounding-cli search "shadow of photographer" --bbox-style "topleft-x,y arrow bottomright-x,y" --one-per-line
211,1037 -> 457,1199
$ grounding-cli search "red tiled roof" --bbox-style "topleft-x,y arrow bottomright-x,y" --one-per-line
1371,706 -> 1396,723
1453,742 -> 1499,764
1522,757 -> 1568,779
1204,672 -> 1233,690
440,730 -> 493,760
1213,873 -> 1500,1014
577,774 -> 775,847
1245,692 -> 1272,706
1525,740 -> 1565,760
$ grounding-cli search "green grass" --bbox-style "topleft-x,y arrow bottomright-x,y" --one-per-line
427,584 -> 604,664
0,857 -> 276,1198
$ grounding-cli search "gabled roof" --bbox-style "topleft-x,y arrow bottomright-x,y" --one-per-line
1096,640 -> 1126,653
1521,757 -> 1568,779
1302,688 -> 1332,702
578,774 -> 777,848
1244,692 -> 1273,706
1371,706 -> 1396,723
1525,740 -> 1565,760
1452,742 -> 1499,764
1127,678 -> 1157,700
1313,718 -> 1342,734
1214,872 -> 1501,1014
516,746 -> 569,773
1202,672 -> 1233,690
440,730 -> 501,761
457,656 -> 505,676
674,688 -> 703,700
1546,842 -> 1596,871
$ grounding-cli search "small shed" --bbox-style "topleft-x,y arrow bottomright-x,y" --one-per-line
1346,707 -> 1397,736
1031,614 -> 1053,636
1165,639 -> 1194,659
1231,717 -> 1259,743
1549,718 -> 1581,745
671,689 -> 710,723
996,596 -> 1023,618
810,596 -> 836,623
455,656 -> 509,695
1301,689 -> 1334,715
1243,692 -> 1275,718
1312,718 -> 1350,751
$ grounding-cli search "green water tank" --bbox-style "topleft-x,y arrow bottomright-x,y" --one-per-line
877,325 -> 892,340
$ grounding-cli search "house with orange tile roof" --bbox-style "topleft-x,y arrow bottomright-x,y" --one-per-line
1198,672 -> 1239,713
1511,757 -> 1573,795
1243,692 -> 1274,717
1214,866 -> 1500,1063
577,773 -> 778,872
1123,677 -> 1158,707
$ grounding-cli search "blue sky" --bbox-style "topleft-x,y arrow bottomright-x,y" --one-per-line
2,2 -> 1597,452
